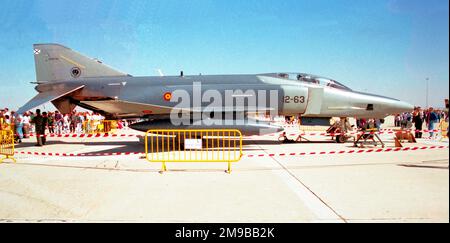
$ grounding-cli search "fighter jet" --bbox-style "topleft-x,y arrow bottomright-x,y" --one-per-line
18,44 -> 414,135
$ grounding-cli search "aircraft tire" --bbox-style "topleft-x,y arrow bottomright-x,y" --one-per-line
336,135 -> 347,143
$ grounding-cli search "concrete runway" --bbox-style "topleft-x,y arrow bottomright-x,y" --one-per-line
0,126 -> 448,223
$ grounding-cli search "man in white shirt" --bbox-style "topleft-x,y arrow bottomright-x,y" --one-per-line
22,112 -> 31,138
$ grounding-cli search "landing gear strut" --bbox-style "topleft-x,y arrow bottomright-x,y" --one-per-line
328,117 -> 353,143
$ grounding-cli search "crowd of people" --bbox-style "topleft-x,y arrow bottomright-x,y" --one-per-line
281,108 -> 448,140
0,108 -> 128,146
2,106 -> 449,147
355,118 -> 384,131
395,107 -> 448,138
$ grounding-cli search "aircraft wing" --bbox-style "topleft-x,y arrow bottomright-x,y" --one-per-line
190,106 -> 276,113
80,100 -> 275,118
80,100 -> 176,117
17,85 -> 85,114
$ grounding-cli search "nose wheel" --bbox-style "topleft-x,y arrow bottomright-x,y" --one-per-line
335,135 -> 348,143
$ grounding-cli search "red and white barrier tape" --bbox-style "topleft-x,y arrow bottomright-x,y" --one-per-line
15,151 -> 144,157
25,133 -> 140,138
21,129 -> 444,139
14,146 -> 448,158
250,129 -> 443,138
245,145 -> 448,158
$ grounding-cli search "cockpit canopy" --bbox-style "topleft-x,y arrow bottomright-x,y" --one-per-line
262,73 -> 352,91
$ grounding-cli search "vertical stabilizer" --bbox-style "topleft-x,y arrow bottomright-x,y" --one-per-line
33,43 -> 128,81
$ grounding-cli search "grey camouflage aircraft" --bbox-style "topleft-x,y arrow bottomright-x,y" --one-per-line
18,44 -> 414,135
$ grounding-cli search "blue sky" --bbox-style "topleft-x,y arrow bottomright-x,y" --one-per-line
0,0 -> 448,110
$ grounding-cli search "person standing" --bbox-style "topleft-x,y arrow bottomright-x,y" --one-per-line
47,112 -> 54,134
424,109 -> 430,129
395,114 -> 401,127
75,112 -> 84,134
41,112 -> 49,145
63,113 -> 70,134
413,108 -> 423,138
54,110 -> 63,135
86,112 -> 93,133
31,109 -> 47,146
29,111 -> 36,135
70,112 -> 77,134
427,107 -> 439,139
406,112 -> 413,129
22,112 -> 31,138
359,118 -> 367,129
14,111 -> 24,143
375,119 -> 381,131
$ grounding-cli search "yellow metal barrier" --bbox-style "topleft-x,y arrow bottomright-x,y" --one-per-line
0,117 -> 5,130
82,120 -> 118,134
0,130 -> 16,163
96,120 -> 118,134
145,129 -> 243,173
0,122 -> 14,132
439,121 -> 448,141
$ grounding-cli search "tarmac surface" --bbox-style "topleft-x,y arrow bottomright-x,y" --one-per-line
0,123 -> 448,223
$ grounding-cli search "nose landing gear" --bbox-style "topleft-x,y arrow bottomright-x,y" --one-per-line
335,135 -> 348,143
327,117 -> 353,143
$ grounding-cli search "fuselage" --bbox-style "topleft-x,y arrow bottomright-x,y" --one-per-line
34,73 -> 414,119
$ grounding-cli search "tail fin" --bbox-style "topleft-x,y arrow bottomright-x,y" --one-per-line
33,43 -> 129,81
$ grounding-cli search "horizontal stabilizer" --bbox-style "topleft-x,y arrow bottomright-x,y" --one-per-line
17,85 -> 84,114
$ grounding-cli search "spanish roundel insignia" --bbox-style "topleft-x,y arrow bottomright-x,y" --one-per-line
163,92 -> 172,101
